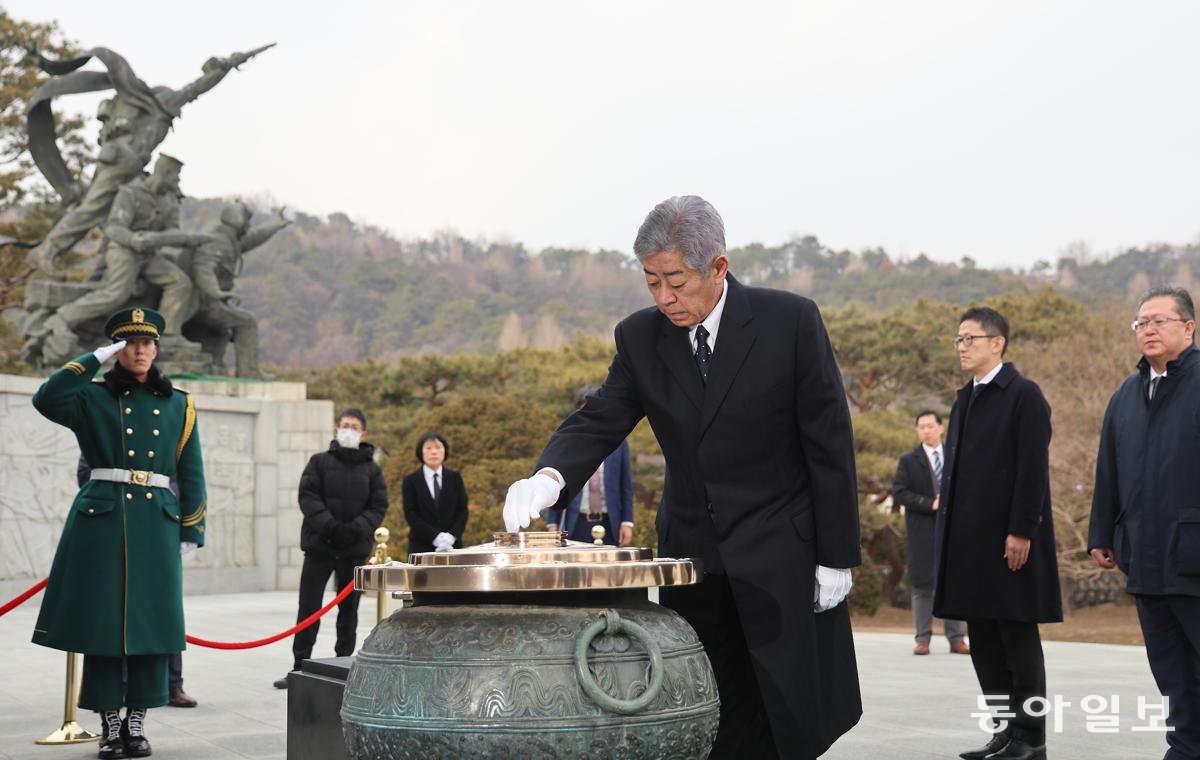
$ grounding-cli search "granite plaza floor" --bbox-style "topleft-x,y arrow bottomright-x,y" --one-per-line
0,589 -> 1172,759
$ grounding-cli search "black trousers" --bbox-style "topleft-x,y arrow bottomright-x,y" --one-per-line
291,553 -> 363,670
660,574 -> 777,759
1134,594 -> 1200,760
966,618 -> 1046,743
168,651 -> 183,690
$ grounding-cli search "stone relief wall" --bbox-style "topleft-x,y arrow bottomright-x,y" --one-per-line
0,372 -> 332,600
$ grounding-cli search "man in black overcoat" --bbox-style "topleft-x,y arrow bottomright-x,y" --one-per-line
502,195 -> 862,759
892,410 -> 968,655
933,307 -> 1062,760
1089,287 -> 1200,760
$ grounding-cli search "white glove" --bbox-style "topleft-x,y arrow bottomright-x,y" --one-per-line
93,340 -> 127,364
813,565 -> 853,612
180,541 -> 198,556
502,472 -> 564,532
433,532 -> 455,551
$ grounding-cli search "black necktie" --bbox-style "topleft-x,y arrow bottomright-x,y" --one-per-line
1149,376 -> 1160,401
433,472 -> 441,501
695,325 -> 712,383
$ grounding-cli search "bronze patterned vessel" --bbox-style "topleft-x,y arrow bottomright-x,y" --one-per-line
342,531 -> 718,758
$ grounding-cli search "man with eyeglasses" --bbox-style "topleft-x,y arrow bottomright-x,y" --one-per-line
934,306 -> 1062,760
1089,286 -> 1200,760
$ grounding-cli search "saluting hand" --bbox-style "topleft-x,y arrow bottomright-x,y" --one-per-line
93,340 -> 127,364
1004,534 -> 1031,571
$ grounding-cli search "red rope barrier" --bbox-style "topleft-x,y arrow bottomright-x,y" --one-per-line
185,580 -> 357,649
0,578 -> 47,617
3,577 -> 359,651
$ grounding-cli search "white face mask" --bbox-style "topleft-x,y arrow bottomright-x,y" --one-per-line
336,427 -> 362,449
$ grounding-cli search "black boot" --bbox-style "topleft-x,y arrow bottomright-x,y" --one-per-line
121,708 -> 152,758
959,730 -> 1010,759
98,711 -> 126,759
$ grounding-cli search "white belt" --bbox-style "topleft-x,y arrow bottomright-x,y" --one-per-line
89,468 -> 170,488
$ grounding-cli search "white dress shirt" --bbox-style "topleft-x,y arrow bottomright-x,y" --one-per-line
688,279 -> 728,354
973,361 -> 1005,387
921,443 -> 944,470
579,461 -> 606,514
422,464 -> 443,500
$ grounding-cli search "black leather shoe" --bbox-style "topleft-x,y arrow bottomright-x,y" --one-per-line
984,738 -> 1045,759
273,675 -> 289,689
960,733 -> 1010,759
121,711 -> 152,758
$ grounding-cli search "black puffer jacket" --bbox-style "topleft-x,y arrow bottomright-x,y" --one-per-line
299,441 -> 389,559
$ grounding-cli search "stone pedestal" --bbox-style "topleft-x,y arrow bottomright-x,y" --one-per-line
0,372 -> 332,600
286,657 -> 352,760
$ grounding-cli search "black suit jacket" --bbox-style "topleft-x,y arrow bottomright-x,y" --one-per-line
893,445 -> 939,588
402,467 -> 468,556
536,275 -> 861,759
933,363 -> 1063,623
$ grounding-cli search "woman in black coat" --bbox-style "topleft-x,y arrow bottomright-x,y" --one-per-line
402,431 -> 468,556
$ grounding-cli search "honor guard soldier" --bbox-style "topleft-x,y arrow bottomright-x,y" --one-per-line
31,306 -> 207,759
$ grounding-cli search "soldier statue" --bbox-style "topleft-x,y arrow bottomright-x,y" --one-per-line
33,154 -> 212,353
26,44 -> 272,277
180,200 -> 289,377
31,306 -> 207,760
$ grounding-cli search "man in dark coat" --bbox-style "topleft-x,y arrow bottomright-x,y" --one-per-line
274,408 -> 388,689
1089,286 -> 1200,760
503,195 -> 861,759
934,306 -> 1062,760
892,410 -> 968,656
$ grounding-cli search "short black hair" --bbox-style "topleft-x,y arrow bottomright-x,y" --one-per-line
915,410 -> 942,425
338,408 -> 367,430
958,306 -> 1010,356
1138,286 -> 1196,322
415,430 -> 449,464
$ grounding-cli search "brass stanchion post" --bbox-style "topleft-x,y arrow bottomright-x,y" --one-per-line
35,651 -> 99,744
369,527 -> 392,622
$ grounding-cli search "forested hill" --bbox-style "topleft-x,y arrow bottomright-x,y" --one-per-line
180,198 -> 1200,369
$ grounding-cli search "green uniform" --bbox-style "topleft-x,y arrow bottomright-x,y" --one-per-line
31,351 -> 206,660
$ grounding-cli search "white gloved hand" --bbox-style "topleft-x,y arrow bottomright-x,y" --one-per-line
180,541 -> 198,556
813,565 -> 853,612
93,340 -> 127,364
502,472 -> 563,532
433,532 -> 455,551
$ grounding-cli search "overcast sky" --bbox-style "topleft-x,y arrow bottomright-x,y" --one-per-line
10,0 -> 1200,267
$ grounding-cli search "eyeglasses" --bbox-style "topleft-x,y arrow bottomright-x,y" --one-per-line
1131,317 -> 1189,333
953,334 -> 996,349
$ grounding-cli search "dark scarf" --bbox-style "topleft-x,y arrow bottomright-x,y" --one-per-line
103,360 -> 174,398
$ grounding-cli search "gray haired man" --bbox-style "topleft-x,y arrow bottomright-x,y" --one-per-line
502,195 -> 863,758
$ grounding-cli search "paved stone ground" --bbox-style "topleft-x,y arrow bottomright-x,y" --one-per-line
0,590 -> 1174,759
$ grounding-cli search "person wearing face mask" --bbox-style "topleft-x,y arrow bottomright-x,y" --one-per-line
402,431 -> 469,556
273,408 -> 388,690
